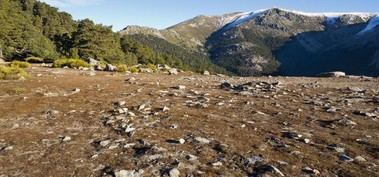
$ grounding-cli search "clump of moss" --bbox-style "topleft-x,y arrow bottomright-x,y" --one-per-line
9,61 -> 31,68
7,87 -> 26,95
0,65 -> 28,80
143,63 -> 157,72
129,66 -> 139,73
53,58 -> 90,69
116,64 -> 128,73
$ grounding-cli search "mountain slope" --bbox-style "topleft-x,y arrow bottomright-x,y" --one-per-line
120,13 -> 241,51
207,8 -> 378,76
121,34 -> 229,73
121,8 -> 379,76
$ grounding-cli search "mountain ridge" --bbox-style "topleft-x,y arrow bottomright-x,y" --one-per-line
121,8 -> 379,76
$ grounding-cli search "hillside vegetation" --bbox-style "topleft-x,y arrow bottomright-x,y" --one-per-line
0,0 -> 221,73
122,34 -> 228,73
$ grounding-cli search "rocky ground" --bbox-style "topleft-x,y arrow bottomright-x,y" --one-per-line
0,66 -> 378,177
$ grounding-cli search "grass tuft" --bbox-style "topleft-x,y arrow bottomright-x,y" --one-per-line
53,58 -> 90,69
9,61 -> 31,68
0,65 -> 28,80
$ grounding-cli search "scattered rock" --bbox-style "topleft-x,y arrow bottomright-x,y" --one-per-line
169,168 -> 180,177
303,138 -> 311,144
221,81 -> 281,94
115,170 -> 144,177
140,68 -> 153,73
253,165 -> 285,177
170,124 -> 178,129
212,161 -> 223,166
174,85 -> 186,90
168,68 -> 178,75
62,136 -> 72,142
115,101 -> 126,107
327,144 -> 345,153
338,118 -> 357,126
105,64 -> 117,72
166,138 -> 185,144
339,154 -> 354,162
194,137 -> 211,144
354,156 -> 366,162
302,167 -> 320,175
100,140 -> 111,147
203,70 -> 210,75
89,58 -> 99,66
186,154 -> 198,161
319,71 -> 346,77
0,143 -> 13,152
162,106 -> 170,112
64,88 -> 81,96
353,110 -> 376,117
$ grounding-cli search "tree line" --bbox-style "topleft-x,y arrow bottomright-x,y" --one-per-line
0,0 -> 225,73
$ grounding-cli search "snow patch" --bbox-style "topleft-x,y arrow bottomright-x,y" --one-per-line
223,9 -> 267,30
358,16 -> 379,34
222,8 -> 377,31
276,8 -> 375,19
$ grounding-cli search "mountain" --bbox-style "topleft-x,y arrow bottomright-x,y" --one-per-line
121,13 -> 241,51
120,34 -> 229,74
121,8 -> 379,76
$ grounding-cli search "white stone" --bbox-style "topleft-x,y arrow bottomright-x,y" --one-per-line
62,136 -> 72,142
195,137 -> 211,144
169,168 -> 180,177
115,170 -> 143,177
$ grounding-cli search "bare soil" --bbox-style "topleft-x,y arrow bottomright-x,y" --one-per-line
0,66 -> 378,177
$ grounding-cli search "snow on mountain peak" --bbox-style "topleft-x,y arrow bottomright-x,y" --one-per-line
222,9 -> 267,30
276,8 -> 375,19
222,8 -> 378,30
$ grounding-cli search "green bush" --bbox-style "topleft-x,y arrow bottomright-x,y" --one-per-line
0,66 -> 28,80
144,63 -> 157,72
98,60 -> 107,69
9,61 -> 31,68
116,64 -> 128,73
25,57 -> 44,63
53,58 -> 90,69
129,67 -> 139,73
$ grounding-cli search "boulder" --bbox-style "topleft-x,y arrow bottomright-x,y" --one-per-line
319,71 -> 346,77
115,170 -> 144,177
105,64 -> 117,72
89,58 -> 99,66
95,64 -> 104,71
168,68 -> 178,75
169,168 -> 180,177
140,68 -> 153,73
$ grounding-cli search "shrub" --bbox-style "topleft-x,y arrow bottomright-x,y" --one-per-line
116,64 -> 128,73
144,63 -> 157,72
10,61 -> 31,68
0,65 -> 28,80
53,58 -> 90,69
98,60 -> 108,69
25,57 -> 44,63
129,66 -> 139,73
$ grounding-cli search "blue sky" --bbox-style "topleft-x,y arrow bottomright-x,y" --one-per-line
40,0 -> 379,31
